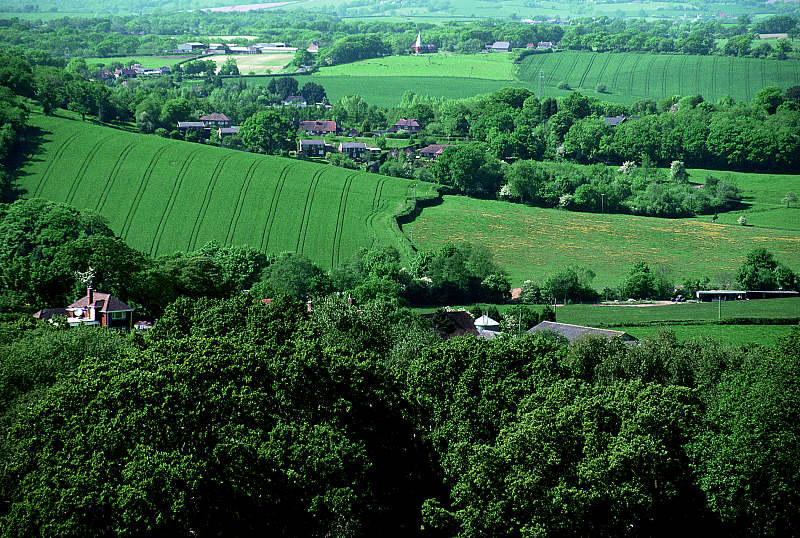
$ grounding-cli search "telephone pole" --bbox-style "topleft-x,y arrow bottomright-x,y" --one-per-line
538,69 -> 544,98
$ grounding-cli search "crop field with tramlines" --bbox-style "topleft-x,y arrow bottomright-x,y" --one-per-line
518,51 -> 800,103
20,113 -> 432,267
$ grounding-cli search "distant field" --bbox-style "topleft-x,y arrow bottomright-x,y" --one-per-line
19,113 -> 434,267
210,53 -> 293,74
317,53 -> 518,80
403,195 -> 800,286
611,324 -> 795,347
518,51 -> 800,103
688,169 -> 800,231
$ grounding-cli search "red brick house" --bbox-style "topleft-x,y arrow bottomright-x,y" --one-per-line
64,286 -> 134,330
300,120 -> 337,135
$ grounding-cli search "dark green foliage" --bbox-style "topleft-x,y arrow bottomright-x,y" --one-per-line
240,109 -> 297,155
736,248 -> 798,291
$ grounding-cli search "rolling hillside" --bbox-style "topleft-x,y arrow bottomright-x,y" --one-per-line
20,113 -> 431,268
518,51 -> 800,103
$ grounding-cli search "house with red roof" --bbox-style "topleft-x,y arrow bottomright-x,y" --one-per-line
62,286 -> 135,330
300,120 -> 338,135
419,144 -> 452,159
392,118 -> 421,133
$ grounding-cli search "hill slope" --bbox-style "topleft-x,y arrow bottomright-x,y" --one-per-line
20,114 -> 430,267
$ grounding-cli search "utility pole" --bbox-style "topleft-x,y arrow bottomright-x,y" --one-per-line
601,193 -> 604,214
65,47 -> 70,61
718,295 -> 721,320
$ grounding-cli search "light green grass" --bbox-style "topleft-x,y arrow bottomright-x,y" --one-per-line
19,112 -> 436,268
518,51 -> 800,103
687,168 -> 800,231
611,324 -> 796,347
317,53 -> 518,80
403,195 -> 800,287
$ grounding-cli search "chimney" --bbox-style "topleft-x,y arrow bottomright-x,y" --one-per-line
87,286 -> 94,305
347,293 -> 353,307
307,298 -> 313,313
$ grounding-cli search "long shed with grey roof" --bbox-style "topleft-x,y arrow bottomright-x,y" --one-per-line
528,321 -> 638,344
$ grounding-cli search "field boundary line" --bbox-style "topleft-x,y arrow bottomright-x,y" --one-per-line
695,55 -> 701,98
33,132 -> 80,198
594,53 -> 612,88
296,167 -> 324,254
627,54 -> 642,95
224,158 -> 261,246
643,54 -> 656,97
711,55 -> 719,98
261,162 -> 296,251
150,147 -> 202,256
188,153 -> 234,251
96,142 -> 135,212
366,177 -> 387,248
578,53 -> 596,89
522,53 -> 548,82
65,134 -> 115,205
330,172 -> 356,267
121,144 -> 169,240
744,58 -> 751,101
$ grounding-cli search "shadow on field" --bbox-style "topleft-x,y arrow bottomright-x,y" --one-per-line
7,124 -> 49,202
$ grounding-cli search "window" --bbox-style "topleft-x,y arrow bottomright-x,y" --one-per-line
111,311 -> 126,320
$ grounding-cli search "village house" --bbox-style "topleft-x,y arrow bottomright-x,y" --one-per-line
299,139 -> 327,157
536,41 -> 555,49
419,144 -> 452,159
392,118 -> 421,134
339,142 -> 367,160
34,286 -> 135,330
308,40 -> 320,53
177,42 -> 206,53
218,126 -> 240,138
177,121 -> 207,136
604,115 -> 639,127
283,95 -> 307,107
300,120 -> 337,135
201,113 -> 232,128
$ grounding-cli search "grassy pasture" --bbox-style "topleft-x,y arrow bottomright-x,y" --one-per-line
83,56 -> 181,69
611,324 -> 795,347
518,51 -> 800,102
210,53 -> 293,74
402,195 -> 800,287
19,113 -> 433,268
317,53 -> 518,80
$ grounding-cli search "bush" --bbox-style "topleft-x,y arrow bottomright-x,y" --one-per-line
557,81 -> 570,90
596,83 -> 607,93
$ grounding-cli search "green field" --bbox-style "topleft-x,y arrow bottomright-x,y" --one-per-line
518,51 -> 800,103
611,324 -> 795,347
688,169 -> 800,231
317,53 -> 518,80
403,195 -> 800,287
19,113 -> 435,268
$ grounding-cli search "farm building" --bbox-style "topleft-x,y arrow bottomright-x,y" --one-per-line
300,120 -> 337,135
488,41 -> 512,52
208,43 -> 229,53
339,142 -> 367,160
44,286 -> 135,330
759,33 -> 788,40
218,126 -> 239,138
177,121 -> 207,136
536,41 -> 555,49
299,139 -> 327,157
421,310 -> 479,339
177,42 -> 206,53
308,40 -> 320,53
393,118 -> 421,133
420,144 -> 452,159
528,321 -> 638,344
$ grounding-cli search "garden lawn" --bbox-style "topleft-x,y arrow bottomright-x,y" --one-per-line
403,195 -> 800,287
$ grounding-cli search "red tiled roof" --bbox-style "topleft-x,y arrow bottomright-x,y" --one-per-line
394,118 -> 420,128
300,120 -> 337,132
67,288 -> 133,313
420,144 -> 452,155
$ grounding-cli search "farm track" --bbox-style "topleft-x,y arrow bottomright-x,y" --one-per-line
711,56 -> 718,97
224,158 -> 261,246
661,55 -> 672,97
578,53 -> 596,89
188,153 -> 234,252
545,53 -> 565,85
65,134 -> 115,205
366,177 -> 387,248
609,53 -> 626,92
150,147 -> 202,256
330,172 -> 356,267
296,167 -> 325,254
33,132 -> 80,197
261,163 -> 296,251
694,56 -> 701,98
594,53 -> 612,88
96,142 -> 134,213
121,145 -> 169,240
561,53 -> 581,84
643,54 -> 656,97
627,54 -> 642,95
676,55 -> 688,96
